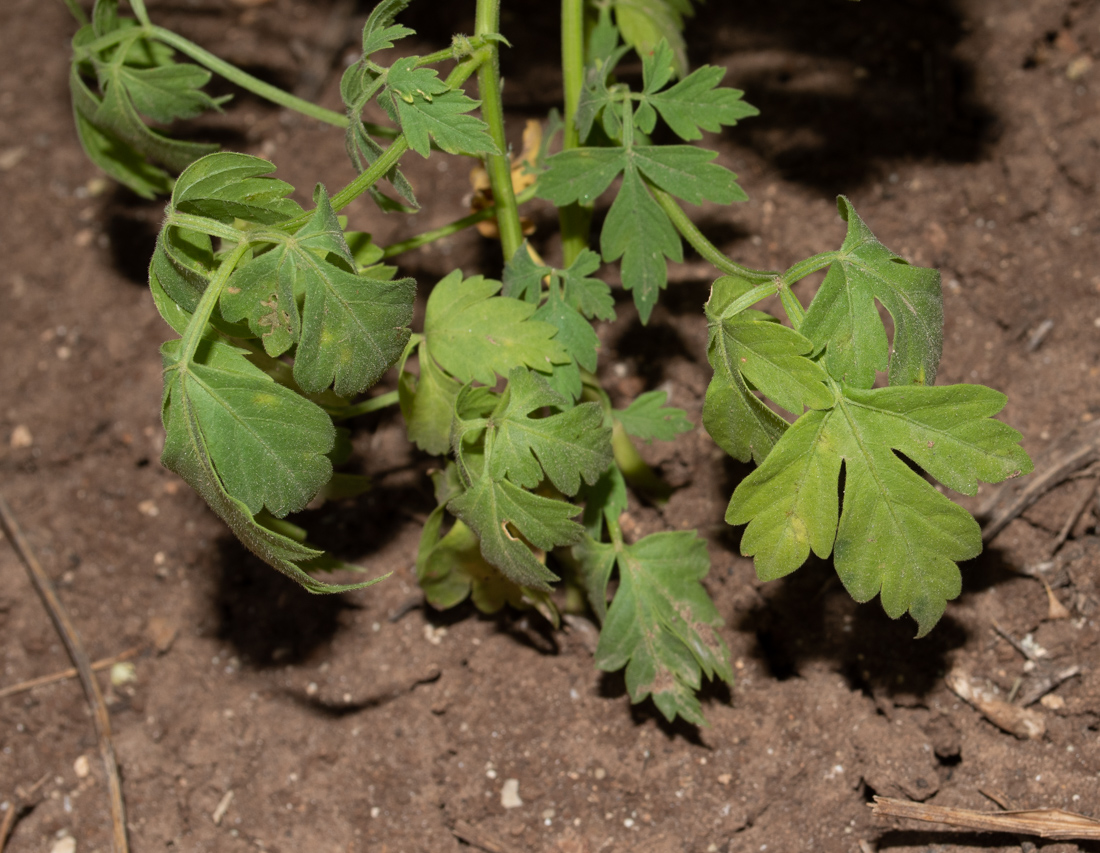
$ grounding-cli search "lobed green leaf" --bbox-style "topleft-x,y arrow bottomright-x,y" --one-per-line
614,391 -> 693,442
800,197 -> 943,389
590,531 -> 732,725
727,383 -> 1033,635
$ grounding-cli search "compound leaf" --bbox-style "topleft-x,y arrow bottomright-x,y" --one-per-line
537,147 -> 626,207
360,0 -> 414,57
220,186 -> 414,396
485,368 -> 612,496
382,58 -> 496,157
646,64 -> 758,142
601,165 -> 682,323
800,197 -> 944,389
614,390 -> 693,441
447,475 -> 582,591
595,531 -> 732,725
631,145 -> 748,206
706,276 -> 834,416
423,271 -> 569,385
727,383 -> 1033,636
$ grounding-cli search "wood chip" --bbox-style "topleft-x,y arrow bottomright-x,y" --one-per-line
945,669 -> 1045,739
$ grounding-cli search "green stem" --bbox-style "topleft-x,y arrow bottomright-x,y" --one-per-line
474,0 -> 524,263
61,0 -> 89,27
782,251 -> 838,285
179,242 -> 251,366
166,212 -> 246,243
612,422 -> 672,503
329,390 -> 400,420
650,185 -> 777,281
127,0 -> 152,28
558,0 -> 592,265
329,137 -> 409,213
151,26 -> 349,128
382,184 -> 538,258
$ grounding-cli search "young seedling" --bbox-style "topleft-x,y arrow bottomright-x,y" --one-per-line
63,0 -> 1031,723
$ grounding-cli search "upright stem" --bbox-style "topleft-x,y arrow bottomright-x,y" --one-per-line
474,0 -> 524,263
558,0 -> 591,265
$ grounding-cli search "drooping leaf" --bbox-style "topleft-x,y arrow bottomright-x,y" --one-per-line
68,17 -> 222,196
160,338 -> 383,593
479,368 -> 613,496
380,58 -> 497,157
422,271 -> 569,385
221,186 -> 415,396
162,337 -> 335,518
150,224 -> 214,314
593,531 -> 732,725
727,383 -> 1033,636
340,65 -> 419,208
614,391 -> 693,441
800,197 -> 944,389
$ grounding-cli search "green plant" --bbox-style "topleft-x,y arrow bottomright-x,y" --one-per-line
63,0 -> 1032,724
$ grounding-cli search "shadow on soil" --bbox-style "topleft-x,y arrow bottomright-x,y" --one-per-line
729,539 -> 1029,702
689,0 -> 997,192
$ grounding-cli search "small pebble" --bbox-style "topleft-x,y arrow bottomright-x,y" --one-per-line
50,838 -> 76,853
9,425 -> 32,448
73,756 -> 90,779
501,778 -> 522,809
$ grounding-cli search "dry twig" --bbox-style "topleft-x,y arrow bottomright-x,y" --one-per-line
0,773 -> 49,852
0,645 -> 142,700
981,419 -> 1100,542
0,493 -> 129,853
452,819 -> 517,853
871,796 -> 1100,840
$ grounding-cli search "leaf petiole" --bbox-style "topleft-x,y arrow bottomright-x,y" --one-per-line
165,211 -> 246,243
649,185 -> 777,281
176,241 -> 251,367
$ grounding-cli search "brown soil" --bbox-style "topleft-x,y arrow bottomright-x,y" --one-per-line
2,0 -> 1100,851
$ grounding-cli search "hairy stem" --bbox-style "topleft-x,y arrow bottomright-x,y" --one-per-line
151,27 -> 350,129
474,0 -> 524,263
558,0 -> 592,266
178,242 -> 251,367
329,389 -> 400,419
